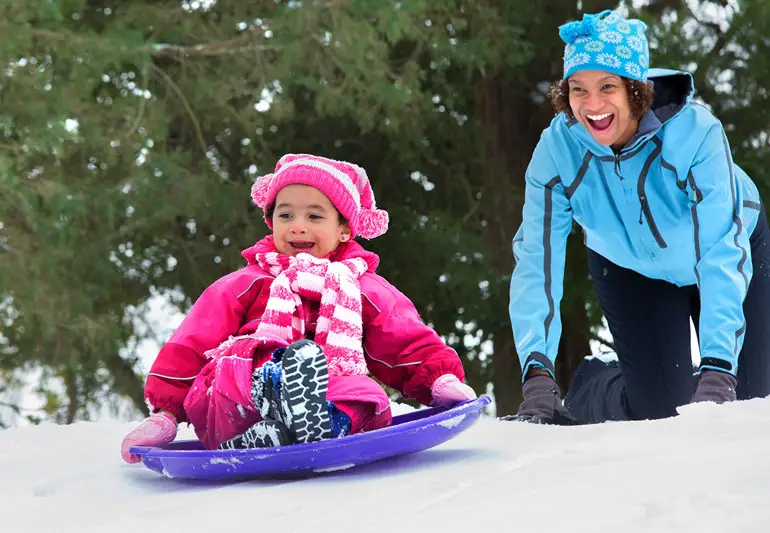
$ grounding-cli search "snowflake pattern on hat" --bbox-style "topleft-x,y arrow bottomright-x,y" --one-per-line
558,10 -> 649,81
616,21 -> 632,34
615,45 -> 632,60
598,31 -> 623,44
585,41 -> 605,53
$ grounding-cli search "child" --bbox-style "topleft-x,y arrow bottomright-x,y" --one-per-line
121,154 -> 476,461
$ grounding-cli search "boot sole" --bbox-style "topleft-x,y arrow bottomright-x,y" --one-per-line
282,341 -> 332,444
217,420 -> 293,450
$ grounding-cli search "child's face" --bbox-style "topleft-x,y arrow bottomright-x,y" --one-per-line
272,184 -> 351,258
567,70 -> 639,150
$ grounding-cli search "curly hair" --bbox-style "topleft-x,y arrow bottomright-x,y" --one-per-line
548,77 -> 655,120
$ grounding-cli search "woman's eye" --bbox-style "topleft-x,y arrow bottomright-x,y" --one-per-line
570,87 -> 584,94
602,84 -> 616,90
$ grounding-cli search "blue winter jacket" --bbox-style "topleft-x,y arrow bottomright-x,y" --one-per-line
509,68 -> 761,379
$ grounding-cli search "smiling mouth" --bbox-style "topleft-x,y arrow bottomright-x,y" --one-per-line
586,112 -> 615,133
289,241 -> 314,250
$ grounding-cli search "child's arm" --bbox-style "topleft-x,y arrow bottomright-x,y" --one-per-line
362,275 -> 468,406
144,270 -> 267,422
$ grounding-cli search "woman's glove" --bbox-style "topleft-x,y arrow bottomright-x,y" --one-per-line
431,374 -> 477,407
120,411 -> 178,464
691,370 -> 737,404
500,374 -> 576,425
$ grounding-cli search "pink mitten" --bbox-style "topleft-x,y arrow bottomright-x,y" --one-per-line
121,411 -> 178,464
431,374 -> 477,407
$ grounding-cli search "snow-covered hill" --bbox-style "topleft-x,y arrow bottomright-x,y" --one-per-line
2,398 -> 769,533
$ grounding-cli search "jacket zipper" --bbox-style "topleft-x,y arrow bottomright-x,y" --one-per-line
614,154 -> 623,180
638,194 -> 666,247
637,141 -> 668,248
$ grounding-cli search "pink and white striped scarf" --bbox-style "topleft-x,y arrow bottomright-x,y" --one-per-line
254,252 -> 369,376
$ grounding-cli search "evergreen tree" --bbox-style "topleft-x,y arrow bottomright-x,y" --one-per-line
1,0 -> 767,423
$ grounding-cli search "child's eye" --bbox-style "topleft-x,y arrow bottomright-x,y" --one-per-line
277,213 -> 292,220
309,214 -> 324,220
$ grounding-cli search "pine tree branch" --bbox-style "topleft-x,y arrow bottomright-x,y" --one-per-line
150,63 -> 208,155
0,144 -> 21,154
120,66 -> 150,141
148,28 -> 281,57
0,400 -> 22,415
589,331 -> 615,351
27,27 -> 280,58
687,3 -> 741,97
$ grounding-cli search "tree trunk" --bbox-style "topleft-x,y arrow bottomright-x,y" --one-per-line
477,71 -> 593,415
64,368 -> 79,424
555,234 -> 592,391
476,75 -> 527,416
105,354 -> 147,414
491,335 -> 522,415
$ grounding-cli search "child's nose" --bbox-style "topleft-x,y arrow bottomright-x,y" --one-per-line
290,220 -> 307,233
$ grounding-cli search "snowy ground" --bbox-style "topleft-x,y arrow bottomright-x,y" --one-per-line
2,398 -> 769,533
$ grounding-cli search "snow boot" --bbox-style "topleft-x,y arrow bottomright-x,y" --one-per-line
252,340 -> 332,444
217,419 -> 293,450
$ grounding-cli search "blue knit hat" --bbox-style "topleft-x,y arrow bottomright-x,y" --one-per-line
559,10 -> 649,81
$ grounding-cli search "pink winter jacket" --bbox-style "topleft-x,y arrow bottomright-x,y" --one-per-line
144,236 -> 466,424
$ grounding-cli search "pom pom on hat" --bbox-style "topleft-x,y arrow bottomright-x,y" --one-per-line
357,207 -> 389,240
558,9 -> 610,45
559,10 -> 650,82
250,173 -> 272,208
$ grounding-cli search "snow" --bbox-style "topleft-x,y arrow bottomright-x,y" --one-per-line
436,413 -> 467,429
3,398 -> 770,533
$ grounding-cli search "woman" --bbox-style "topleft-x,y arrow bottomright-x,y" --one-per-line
507,10 -> 770,424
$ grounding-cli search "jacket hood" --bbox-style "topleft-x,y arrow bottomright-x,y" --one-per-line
241,235 -> 381,273
647,68 -> 694,124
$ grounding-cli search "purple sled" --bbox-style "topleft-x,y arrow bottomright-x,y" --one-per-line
130,395 -> 491,480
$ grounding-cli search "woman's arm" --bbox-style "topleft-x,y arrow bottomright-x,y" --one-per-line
509,137 -> 574,379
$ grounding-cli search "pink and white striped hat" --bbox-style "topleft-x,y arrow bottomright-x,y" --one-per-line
250,154 -> 389,239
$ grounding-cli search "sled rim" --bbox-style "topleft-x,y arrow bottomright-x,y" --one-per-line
130,395 -> 491,459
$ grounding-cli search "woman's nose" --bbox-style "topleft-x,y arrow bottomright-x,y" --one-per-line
586,92 -> 604,111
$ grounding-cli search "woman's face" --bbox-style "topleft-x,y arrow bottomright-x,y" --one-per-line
568,70 -> 639,150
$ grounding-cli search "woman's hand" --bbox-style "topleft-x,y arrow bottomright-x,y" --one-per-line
691,370 -> 737,404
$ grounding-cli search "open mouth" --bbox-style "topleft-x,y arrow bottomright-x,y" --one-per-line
289,241 -> 314,251
586,112 -> 615,134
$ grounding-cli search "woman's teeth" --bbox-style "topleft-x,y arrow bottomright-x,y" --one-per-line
586,112 -> 614,132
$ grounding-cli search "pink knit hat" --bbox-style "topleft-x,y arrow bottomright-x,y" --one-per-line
250,154 -> 389,239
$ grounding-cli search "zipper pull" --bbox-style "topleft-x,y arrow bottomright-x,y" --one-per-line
614,154 -> 623,179
639,196 -> 646,224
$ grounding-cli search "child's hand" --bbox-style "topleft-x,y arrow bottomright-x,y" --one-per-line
430,374 -> 477,407
120,411 -> 178,464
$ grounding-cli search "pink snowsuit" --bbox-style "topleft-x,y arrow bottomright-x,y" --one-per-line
144,236 -> 466,449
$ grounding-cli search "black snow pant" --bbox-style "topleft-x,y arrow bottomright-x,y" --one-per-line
565,202 -> 770,424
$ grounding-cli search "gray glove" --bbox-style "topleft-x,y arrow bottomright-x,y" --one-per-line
500,374 -> 577,425
691,370 -> 737,404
